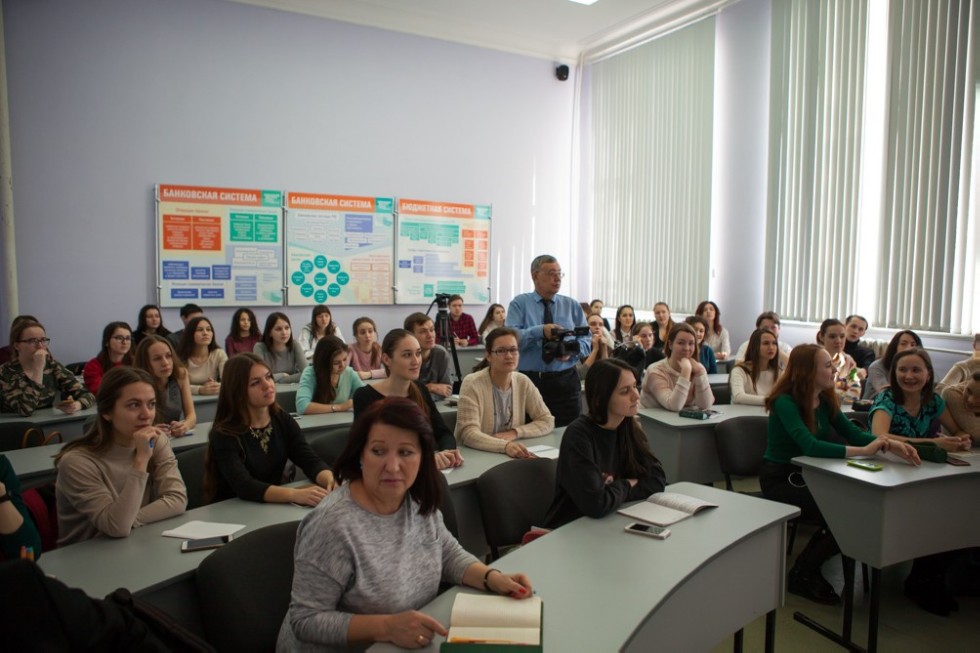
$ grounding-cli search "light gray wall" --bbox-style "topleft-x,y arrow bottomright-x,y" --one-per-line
3,0 -> 575,362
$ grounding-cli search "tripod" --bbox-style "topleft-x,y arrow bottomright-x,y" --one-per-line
429,297 -> 463,394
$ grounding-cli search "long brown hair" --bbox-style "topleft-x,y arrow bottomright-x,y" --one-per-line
352,317 -> 382,368
312,336 -> 349,404
380,329 -> 429,419
765,344 -> 840,432
584,359 -> 657,479
477,304 -> 506,335
55,367 -> 160,465
133,335 -> 187,393
695,300 -> 723,335
176,316 -> 219,361
95,321 -> 135,373
734,328 -> 781,388
888,348 -> 936,407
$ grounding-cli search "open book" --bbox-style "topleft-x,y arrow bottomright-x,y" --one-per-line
441,594 -> 542,651
617,492 -> 718,526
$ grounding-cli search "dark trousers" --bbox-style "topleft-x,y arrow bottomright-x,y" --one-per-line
522,368 -> 581,427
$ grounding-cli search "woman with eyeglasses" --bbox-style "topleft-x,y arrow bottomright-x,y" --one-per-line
175,316 -> 228,396
83,322 -> 136,394
296,336 -> 365,415
0,320 -> 95,416
455,328 -> 554,457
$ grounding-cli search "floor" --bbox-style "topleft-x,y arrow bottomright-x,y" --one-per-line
709,479 -> 980,652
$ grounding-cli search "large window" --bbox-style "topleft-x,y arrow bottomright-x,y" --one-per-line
588,17 -> 715,313
766,0 -> 977,334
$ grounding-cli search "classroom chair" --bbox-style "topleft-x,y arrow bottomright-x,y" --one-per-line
0,423 -> 63,451
308,427 -> 351,466
196,520 -> 299,653
475,458 -> 558,562
714,416 -> 769,493
175,446 -> 208,511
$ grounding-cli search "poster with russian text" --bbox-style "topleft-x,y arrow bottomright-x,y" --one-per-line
284,193 -> 395,305
156,184 -> 284,307
394,199 -> 491,305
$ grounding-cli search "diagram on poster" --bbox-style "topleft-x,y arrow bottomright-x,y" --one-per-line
394,198 -> 491,305
284,193 -> 395,305
156,184 -> 284,307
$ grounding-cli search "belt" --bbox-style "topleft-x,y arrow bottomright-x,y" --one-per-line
520,368 -> 577,380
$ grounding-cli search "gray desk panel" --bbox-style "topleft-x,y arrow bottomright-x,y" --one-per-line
370,483 -> 798,653
795,456 -> 980,568
638,404 -> 766,484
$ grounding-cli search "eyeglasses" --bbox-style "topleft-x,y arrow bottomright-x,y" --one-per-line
491,347 -> 520,356
111,336 -> 133,343
18,337 -> 51,346
541,271 -> 565,279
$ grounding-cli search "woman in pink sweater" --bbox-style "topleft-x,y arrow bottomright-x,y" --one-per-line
640,323 -> 714,411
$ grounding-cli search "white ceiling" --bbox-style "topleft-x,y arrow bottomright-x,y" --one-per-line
224,0 -> 727,62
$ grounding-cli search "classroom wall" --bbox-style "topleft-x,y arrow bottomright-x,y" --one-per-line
2,0 -> 575,362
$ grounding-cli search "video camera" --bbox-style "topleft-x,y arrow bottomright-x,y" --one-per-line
433,293 -> 452,310
542,326 -> 590,363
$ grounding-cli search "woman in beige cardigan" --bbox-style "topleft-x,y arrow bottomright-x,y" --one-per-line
455,328 -> 555,457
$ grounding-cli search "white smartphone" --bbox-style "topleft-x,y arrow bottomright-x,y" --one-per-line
180,535 -> 231,552
624,522 -> 671,539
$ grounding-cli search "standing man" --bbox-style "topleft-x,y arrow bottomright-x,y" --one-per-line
439,295 -> 479,347
507,255 -> 590,426
404,312 -> 453,399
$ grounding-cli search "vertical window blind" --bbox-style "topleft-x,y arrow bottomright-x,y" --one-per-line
765,0 -> 868,323
589,17 -> 715,313
877,0 -> 976,333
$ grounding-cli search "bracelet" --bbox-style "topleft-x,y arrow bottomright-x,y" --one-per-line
483,568 -> 500,592
0,492 -> 12,505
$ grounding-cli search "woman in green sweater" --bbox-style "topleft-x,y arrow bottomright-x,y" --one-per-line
761,344 -> 919,605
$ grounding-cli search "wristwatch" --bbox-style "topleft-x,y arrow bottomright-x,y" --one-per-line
0,492 -> 12,505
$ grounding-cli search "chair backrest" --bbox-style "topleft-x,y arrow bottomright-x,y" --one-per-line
713,384 -> 732,405
308,427 -> 350,466
475,458 -> 558,561
175,446 -> 208,510
437,471 -> 459,540
714,416 -> 770,491
196,520 -> 299,653
0,422 -> 36,452
65,361 -> 86,376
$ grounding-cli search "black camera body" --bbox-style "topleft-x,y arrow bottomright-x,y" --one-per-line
542,326 -> 590,363
433,293 -> 452,310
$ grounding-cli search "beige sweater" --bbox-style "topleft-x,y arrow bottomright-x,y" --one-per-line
941,383 -> 979,442
454,368 -> 555,453
56,434 -> 187,546
729,367 -> 778,406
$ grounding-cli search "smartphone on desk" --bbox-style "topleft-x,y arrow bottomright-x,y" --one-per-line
180,535 -> 231,552
625,522 -> 670,539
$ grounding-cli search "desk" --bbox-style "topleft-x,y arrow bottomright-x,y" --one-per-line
638,404 -> 767,484
793,455 -> 980,652
370,483 -> 799,653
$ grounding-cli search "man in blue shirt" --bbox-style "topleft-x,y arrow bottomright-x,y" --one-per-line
507,255 -> 591,426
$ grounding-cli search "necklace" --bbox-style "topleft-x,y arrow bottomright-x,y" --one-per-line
248,423 -> 272,454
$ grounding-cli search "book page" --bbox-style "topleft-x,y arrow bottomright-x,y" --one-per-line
648,492 -> 717,515
161,521 -> 246,539
450,594 -> 541,629
618,501 -> 690,526
447,626 -> 540,646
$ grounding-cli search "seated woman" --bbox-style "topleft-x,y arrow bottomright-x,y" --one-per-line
869,348 -> 972,615
543,359 -> 666,529
578,312 -> 615,379
640,323 -> 714,411
941,371 -> 979,444
1,454 -> 43,559
0,315 -> 38,365
296,336 -> 365,415
865,330 -> 922,399
204,353 -> 335,506
936,334 -> 979,392
589,299 -> 611,331
277,397 -> 533,652
54,367 -> 187,546
651,302 -> 675,351
683,315 -> 717,374
612,305 -> 637,345
347,317 -> 387,380
254,312 -> 307,384
352,329 -> 463,471
83,321 -> 135,394
696,300 -> 731,360
455,328 -> 554,457
132,304 -> 170,348
224,307 -> 261,356
477,303 -> 507,342
133,336 -> 196,437
300,304 -> 344,362
761,345 -> 919,605
0,320 -> 95,416
632,322 -> 665,384
730,328 -> 782,406
816,318 -> 863,403
175,316 -> 228,396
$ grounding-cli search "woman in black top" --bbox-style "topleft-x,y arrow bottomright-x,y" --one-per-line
352,329 -> 461,470
544,358 -> 666,529
203,353 -> 334,505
